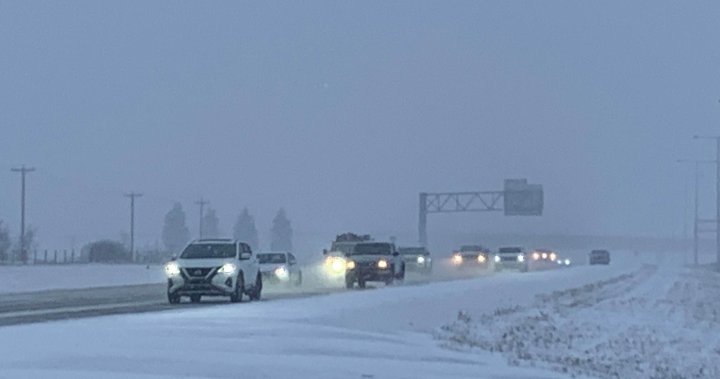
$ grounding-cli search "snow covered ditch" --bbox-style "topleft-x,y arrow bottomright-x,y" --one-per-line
435,264 -> 720,378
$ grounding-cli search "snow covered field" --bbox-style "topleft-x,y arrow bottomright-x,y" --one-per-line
0,253 -> 670,379
0,264 -> 165,294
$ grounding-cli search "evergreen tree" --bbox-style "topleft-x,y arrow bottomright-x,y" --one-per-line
202,208 -> 221,238
233,208 -> 259,250
270,208 -> 292,251
162,202 -> 191,255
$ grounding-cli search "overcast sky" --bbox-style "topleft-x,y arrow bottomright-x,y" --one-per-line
1,1 -> 719,251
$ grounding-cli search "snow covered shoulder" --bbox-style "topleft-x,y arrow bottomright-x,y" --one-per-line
436,264 -> 720,379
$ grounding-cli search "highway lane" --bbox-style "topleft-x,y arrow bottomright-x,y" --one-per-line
0,261 -> 519,327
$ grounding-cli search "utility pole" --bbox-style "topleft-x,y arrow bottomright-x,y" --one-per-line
677,159 -> 714,266
11,165 -> 35,264
124,192 -> 143,262
694,135 -> 720,270
195,198 -> 209,239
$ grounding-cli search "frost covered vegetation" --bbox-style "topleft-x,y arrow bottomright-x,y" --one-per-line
436,265 -> 720,379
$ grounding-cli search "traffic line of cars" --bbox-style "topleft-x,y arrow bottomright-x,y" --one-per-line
162,235 -> 611,304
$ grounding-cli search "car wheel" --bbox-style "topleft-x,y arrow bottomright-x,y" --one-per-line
358,278 -> 367,289
345,275 -> 354,289
167,292 -> 181,304
249,274 -> 262,301
190,294 -> 201,303
385,276 -> 394,286
230,274 -> 244,303
295,271 -> 303,287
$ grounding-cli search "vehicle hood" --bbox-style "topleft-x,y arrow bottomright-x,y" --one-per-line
345,255 -> 391,263
175,258 -> 235,268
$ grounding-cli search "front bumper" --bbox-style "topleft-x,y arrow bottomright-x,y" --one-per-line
346,264 -> 394,282
167,268 -> 237,296
494,260 -> 528,271
405,261 -> 432,274
261,271 -> 290,284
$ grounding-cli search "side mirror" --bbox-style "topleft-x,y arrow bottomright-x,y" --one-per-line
322,249 -> 328,255
170,255 -> 177,261
240,252 -> 252,260
392,251 -> 399,257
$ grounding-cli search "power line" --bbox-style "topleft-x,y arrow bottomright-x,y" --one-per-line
693,135 -> 720,271
195,198 -> 209,239
124,192 -> 143,262
11,165 -> 35,264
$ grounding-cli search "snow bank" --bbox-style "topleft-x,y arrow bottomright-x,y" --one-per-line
436,263 -> 720,379
0,264 -> 165,294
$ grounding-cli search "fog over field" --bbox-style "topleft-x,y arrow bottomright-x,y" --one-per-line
1,1 -> 718,253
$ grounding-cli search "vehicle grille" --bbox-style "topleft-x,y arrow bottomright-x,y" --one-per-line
185,267 -> 214,277
500,256 -> 518,262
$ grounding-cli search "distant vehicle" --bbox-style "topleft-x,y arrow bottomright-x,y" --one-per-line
493,247 -> 529,272
322,233 -> 372,280
451,245 -> 491,269
589,250 -> 611,265
164,239 -> 262,304
344,242 -> 405,289
398,247 -> 432,276
257,252 -> 302,287
529,248 -> 557,263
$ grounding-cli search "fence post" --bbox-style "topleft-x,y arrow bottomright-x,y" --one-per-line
44,249 -> 48,264
53,250 -> 58,264
63,250 -> 67,264
71,249 -> 75,263
33,249 -> 37,265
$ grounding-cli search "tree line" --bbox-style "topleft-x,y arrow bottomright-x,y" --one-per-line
162,203 -> 293,256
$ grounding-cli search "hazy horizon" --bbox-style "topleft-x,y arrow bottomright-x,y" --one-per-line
2,1 -> 720,252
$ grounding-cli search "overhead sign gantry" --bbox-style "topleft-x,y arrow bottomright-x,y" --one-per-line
418,179 -> 543,246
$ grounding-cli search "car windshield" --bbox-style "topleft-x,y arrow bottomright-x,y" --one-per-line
498,247 -> 522,254
257,253 -> 287,264
351,243 -> 392,255
460,245 -> 483,252
331,242 -> 356,255
399,248 -> 426,255
180,244 -> 236,259
592,250 -> 609,255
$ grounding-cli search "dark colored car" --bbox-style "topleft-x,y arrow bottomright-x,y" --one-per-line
344,242 -> 405,289
589,250 -> 611,265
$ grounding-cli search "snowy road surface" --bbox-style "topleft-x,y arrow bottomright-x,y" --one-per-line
0,254 -> 673,379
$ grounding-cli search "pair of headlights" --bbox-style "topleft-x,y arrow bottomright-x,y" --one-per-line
164,262 -> 238,277
345,259 -> 389,270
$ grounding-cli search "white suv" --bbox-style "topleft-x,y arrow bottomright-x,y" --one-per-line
165,239 -> 262,304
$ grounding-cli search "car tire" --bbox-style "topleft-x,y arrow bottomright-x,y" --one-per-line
249,274 -> 262,301
345,276 -> 354,289
190,294 -> 201,303
295,271 -> 303,287
385,276 -> 394,286
358,278 -> 367,289
167,293 -> 181,304
230,274 -> 244,303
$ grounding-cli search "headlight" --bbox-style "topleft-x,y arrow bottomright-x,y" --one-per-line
494,255 -> 501,263
274,266 -> 289,279
377,259 -> 389,269
532,252 -> 540,261
218,263 -> 237,274
549,253 -> 557,261
564,259 -> 571,266
331,258 -> 346,272
517,255 -> 525,262
477,255 -> 486,263
417,256 -> 426,264
165,262 -> 181,277
541,253 -> 548,260
452,254 -> 463,265
346,260 -> 356,270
